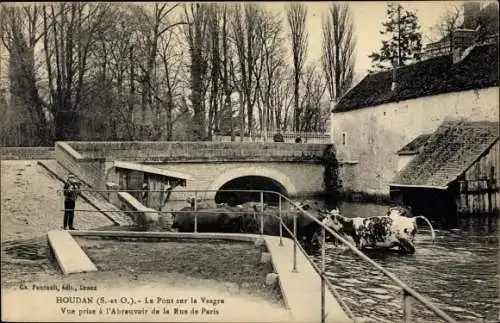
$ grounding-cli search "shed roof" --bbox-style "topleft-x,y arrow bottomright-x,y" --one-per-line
114,161 -> 193,181
333,42 -> 499,113
391,120 -> 499,189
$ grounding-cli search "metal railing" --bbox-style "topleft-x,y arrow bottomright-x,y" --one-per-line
213,131 -> 331,144
62,188 -> 458,323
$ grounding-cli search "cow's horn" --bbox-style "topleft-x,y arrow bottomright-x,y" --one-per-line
414,216 -> 435,244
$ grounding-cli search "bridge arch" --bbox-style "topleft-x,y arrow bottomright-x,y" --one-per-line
207,166 -> 297,205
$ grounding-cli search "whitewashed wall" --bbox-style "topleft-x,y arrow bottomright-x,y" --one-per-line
330,87 -> 499,195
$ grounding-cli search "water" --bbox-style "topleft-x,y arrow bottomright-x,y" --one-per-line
307,201 -> 499,323
3,238 -> 48,261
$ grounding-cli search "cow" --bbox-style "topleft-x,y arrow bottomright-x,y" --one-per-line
320,206 -> 433,254
171,200 -> 324,250
172,205 -> 255,233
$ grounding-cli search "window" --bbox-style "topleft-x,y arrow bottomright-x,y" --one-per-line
342,133 -> 346,145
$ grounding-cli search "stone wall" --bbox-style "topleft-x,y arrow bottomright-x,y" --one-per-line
146,162 -> 326,201
0,147 -> 54,160
56,141 -> 331,201
331,87 -> 499,196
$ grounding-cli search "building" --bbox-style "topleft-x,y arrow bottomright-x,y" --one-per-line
422,2 -> 499,60
330,41 -> 499,199
391,120 -> 499,220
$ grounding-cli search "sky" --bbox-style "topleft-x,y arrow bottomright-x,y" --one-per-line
0,1 -> 486,87
265,1 -> 469,80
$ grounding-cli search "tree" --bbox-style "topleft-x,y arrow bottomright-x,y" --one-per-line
369,2 -> 422,70
42,3 -> 112,141
256,8 -> 284,137
231,3 -> 263,140
430,5 -> 462,54
321,3 -> 356,101
219,4 -> 235,141
299,64 -> 327,132
1,4 -> 52,145
131,3 -> 186,139
286,3 -> 308,132
183,3 -> 210,140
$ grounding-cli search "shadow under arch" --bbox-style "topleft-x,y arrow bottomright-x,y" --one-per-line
207,167 -> 297,206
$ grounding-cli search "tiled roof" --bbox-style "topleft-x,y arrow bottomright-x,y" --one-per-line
333,42 -> 499,113
397,134 -> 432,156
391,120 -> 499,188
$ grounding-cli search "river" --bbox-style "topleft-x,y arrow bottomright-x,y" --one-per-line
305,201 -> 498,323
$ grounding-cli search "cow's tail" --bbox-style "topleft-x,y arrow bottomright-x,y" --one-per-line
414,216 -> 435,244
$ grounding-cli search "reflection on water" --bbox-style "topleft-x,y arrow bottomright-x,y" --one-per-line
307,201 -> 499,323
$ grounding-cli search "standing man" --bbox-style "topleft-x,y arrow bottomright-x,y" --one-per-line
63,174 -> 80,230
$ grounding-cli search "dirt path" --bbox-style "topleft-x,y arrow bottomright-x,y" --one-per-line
1,160 -> 114,243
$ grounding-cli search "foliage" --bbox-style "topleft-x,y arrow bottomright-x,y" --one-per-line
286,3 -> 308,132
321,145 -> 342,203
321,3 -> 356,100
0,2 -> 334,146
369,2 -> 422,71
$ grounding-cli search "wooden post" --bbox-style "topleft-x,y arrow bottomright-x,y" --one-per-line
403,290 -> 412,323
260,191 -> 264,235
194,192 -> 198,233
279,195 -> 283,246
321,225 -> 326,323
292,214 -> 297,272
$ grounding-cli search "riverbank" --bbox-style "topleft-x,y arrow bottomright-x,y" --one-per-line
1,160 -> 288,322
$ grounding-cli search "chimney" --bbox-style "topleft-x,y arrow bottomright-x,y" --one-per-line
463,2 -> 481,29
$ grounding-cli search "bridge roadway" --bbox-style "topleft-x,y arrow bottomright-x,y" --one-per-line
50,230 -> 353,322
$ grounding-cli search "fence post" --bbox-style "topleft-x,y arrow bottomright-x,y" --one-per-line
403,290 -> 412,323
260,191 -> 264,235
279,195 -> 283,246
194,192 -> 198,233
292,213 -> 297,272
321,225 -> 326,323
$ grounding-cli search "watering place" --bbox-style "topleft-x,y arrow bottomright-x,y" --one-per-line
44,185 -> 497,323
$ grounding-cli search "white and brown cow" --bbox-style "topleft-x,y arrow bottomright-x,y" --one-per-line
321,206 -> 429,254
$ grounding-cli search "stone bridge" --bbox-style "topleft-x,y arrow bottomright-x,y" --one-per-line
55,141 -> 333,205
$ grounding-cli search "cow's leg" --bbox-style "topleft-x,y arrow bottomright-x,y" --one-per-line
398,238 -> 416,254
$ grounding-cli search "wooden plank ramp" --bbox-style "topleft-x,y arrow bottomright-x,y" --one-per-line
47,230 -> 98,275
264,236 -> 353,323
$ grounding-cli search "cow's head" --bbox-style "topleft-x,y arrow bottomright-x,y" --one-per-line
321,208 -> 346,231
387,207 -> 417,252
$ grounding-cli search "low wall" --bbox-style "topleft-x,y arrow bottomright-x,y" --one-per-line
66,141 -> 329,163
55,142 -> 107,190
0,147 -> 54,160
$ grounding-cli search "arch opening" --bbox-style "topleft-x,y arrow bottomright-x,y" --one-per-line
214,176 -> 288,206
